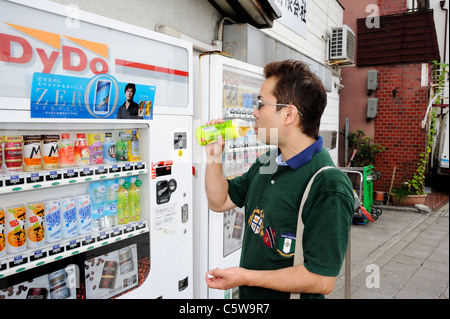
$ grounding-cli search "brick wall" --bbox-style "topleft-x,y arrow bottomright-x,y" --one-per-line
374,63 -> 429,191
378,0 -> 407,15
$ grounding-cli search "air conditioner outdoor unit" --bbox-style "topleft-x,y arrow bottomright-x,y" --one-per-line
329,25 -> 355,65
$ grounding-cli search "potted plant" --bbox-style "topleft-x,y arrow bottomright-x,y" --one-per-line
391,182 -> 427,206
340,129 -> 385,167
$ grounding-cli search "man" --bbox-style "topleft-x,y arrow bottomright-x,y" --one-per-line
116,83 -> 142,119
204,60 -> 354,299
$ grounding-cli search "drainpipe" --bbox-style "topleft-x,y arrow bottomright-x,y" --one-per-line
440,0 -> 448,63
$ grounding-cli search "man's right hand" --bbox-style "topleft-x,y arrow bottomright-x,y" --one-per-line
204,118 -> 225,163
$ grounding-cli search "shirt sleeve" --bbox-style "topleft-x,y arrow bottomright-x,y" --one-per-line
301,169 -> 354,277
227,159 -> 261,208
227,170 -> 250,208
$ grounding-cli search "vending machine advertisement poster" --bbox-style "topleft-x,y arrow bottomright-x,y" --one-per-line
0,0 -> 190,115
30,72 -> 156,120
84,244 -> 139,299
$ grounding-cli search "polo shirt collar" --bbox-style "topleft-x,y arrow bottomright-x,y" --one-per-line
276,136 -> 323,170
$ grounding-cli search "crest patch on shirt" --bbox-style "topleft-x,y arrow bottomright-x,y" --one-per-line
248,208 -> 264,236
277,233 -> 296,257
263,226 -> 276,248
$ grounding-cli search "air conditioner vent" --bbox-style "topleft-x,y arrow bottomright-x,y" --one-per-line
329,25 -> 355,65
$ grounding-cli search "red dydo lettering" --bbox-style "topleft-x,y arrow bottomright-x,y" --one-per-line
36,48 -> 59,73
0,33 -> 32,64
0,33 -> 109,74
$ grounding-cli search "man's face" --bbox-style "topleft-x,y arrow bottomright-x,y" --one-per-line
125,88 -> 134,101
252,77 -> 283,145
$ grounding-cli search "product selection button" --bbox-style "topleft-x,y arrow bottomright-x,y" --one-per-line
110,227 -> 123,238
109,164 -> 120,173
29,248 -> 48,262
80,166 -> 94,177
81,235 -> 96,246
96,231 -> 110,242
65,239 -> 81,251
134,162 -> 146,170
63,168 -> 79,179
122,163 -> 133,172
95,165 -> 108,175
26,172 -> 44,184
123,224 -> 135,234
48,244 -> 64,256
5,174 -> 25,187
8,254 -> 28,268
46,169 -> 62,181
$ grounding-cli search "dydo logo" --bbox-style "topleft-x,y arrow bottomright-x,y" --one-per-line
0,23 -> 120,118
223,73 -> 240,87
0,23 -> 110,74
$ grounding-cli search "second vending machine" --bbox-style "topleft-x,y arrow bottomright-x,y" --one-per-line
194,53 -> 273,299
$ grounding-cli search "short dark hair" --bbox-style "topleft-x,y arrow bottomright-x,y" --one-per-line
264,60 -> 327,139
125,83 -> 136,94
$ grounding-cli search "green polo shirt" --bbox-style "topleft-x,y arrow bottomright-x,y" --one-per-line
227,138 -> 354,299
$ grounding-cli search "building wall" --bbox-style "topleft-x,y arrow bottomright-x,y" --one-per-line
339,0 -> 443,192
51,0 -> 222,45
263,0 -> 344,163
378,0 -> 407,14
374,63 -> 428,191
263,0 -> 343,63
338,0 -> 377,166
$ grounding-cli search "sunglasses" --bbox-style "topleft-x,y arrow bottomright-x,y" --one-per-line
256,98 -> 304,118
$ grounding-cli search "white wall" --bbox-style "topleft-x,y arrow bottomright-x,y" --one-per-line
263,0 -> 344,64
430,0 -> 449,64
51,0 -> 222,45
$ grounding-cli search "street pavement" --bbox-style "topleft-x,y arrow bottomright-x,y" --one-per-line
329,202 -> 449,299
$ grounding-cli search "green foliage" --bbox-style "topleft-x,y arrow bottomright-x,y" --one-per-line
392,183 -> 416,200
395,60 -> 447,196
432,60 -> 448,106
340,129 -> 385,167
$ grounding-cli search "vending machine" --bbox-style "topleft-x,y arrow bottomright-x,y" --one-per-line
193,53 -> 274,299
0,0 -> 193,299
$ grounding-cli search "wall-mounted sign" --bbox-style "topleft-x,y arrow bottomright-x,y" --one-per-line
273,0 -> 308,38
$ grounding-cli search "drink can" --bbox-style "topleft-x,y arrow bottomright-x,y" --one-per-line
61,196 -> 77,239
99,260 -> 118,289
48,269 -> 70,299
5,204 -> 27,254
94,80 -> 111,115
26,201 -> 45,248
76,194 -> 92,235
118,246 -> 134,275
23,135 -> 42,172
59,133 -> 75,167
0,207 -> 6,257
0,136 -> 3,168
87,133 -> 103,165
41,135 -> 59,170
44,199 -> 62,244
2,135 -> 23,174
